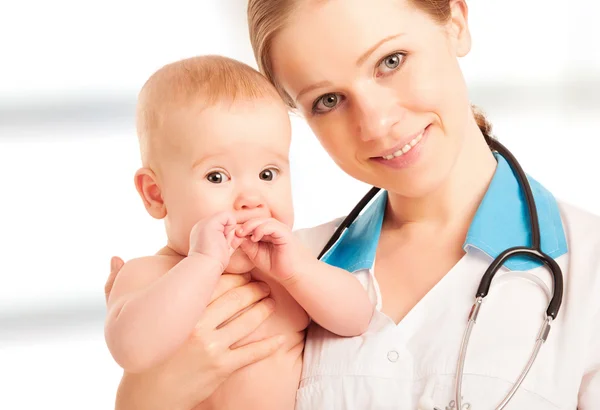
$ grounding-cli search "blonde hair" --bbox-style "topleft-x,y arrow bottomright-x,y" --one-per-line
247,0 -> 494,141
136,55 -> 280,166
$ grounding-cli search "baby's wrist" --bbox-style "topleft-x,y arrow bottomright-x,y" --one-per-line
187,252 -> 225,273
280,257 -> 316,288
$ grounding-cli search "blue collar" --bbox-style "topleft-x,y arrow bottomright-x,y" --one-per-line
321,153 -> 567,272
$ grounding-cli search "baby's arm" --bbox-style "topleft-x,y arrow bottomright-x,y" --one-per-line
239,218 -> 374,337
105,252 -> 223,373
105,212 -> 239,373
283,258 -> 373,337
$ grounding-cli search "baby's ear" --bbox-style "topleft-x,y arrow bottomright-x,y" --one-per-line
134,168 -> 166,219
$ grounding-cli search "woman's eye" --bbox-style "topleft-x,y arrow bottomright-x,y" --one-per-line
206,171 -> 230,184
312,93 -> 344,114
377,52 -> 404,74
259,168 -> 279,181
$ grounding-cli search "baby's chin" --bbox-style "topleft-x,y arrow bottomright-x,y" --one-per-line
224,249 -> 255,274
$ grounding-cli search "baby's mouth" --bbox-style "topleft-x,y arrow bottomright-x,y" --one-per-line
234,208 -> 271,225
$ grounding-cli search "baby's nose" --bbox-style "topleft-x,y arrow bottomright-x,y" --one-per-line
233,191 -> 270,223
233,190 -> 265,211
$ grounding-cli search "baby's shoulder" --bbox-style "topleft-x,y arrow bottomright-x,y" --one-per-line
107,250 -> 183,305
125,253 -> 183,273
125,247 -> 184,275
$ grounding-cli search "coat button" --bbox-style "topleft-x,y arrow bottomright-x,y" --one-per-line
387,350 -> 399,362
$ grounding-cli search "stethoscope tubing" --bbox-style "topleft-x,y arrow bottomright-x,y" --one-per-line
316,138 -> 564,409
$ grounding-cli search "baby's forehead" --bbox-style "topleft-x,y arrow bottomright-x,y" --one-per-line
181,97 -> 291,142
187,143 -> 289,175
199,139 -> 290,161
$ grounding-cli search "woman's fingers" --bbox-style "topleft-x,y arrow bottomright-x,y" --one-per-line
105,256 -> 124,303
200,281 -> 273,330
209,273 -> 252,304
219,297 -> 277,348
224,335 -> 285,373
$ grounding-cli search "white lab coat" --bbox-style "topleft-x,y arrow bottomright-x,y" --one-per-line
293,155 -> 600,410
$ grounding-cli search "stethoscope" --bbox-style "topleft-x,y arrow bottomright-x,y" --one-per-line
316,139 -> 564,409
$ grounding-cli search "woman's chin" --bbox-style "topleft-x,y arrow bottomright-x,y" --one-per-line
225,250 -> 255,274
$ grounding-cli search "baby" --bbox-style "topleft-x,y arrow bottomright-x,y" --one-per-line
104,55 -> 374,409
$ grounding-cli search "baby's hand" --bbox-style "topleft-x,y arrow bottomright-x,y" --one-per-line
189,212 -> 244,271
237,218 -> 310,283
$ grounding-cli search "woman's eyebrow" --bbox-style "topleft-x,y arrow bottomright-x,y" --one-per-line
294,33 -> 406,103
295,81 -> 333,103
356,33 -> 405,66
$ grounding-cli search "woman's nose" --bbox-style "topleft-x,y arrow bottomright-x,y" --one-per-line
354,86 -> 401,142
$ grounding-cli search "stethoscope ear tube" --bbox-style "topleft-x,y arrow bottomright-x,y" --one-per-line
476,247 -> 563,320
317,137 -> 565,409
488,138 -> 541,249
477,137 -> 563,320
317,186 -> 381,260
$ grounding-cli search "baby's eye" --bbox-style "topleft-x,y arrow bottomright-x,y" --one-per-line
206,171 -> 230,184
259,168 -> 279,181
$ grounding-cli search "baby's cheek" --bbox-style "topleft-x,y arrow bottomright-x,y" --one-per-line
271,187 -> 295,228
164,214 -> 191,256
275,205 -> 295,229
169,203 -> 215,255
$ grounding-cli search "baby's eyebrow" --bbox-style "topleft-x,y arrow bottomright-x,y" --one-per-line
270,151 -> 290,164
190,153 -> 218,170
189,148 -> 231,169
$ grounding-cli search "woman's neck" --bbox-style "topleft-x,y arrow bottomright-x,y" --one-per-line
384,122 -> 497,233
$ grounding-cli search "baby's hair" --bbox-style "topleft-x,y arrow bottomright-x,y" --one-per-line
136,55 -> 280,167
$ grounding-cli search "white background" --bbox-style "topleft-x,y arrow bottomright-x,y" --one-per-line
1,0 -> 599,408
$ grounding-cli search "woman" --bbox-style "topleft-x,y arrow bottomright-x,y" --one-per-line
109,0 -> 600,408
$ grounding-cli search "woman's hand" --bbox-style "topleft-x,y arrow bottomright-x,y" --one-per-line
105,256 -> 123,303
106,256 -> 284,410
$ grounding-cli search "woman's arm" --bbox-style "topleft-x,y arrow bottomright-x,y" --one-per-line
106,257 -> 285,410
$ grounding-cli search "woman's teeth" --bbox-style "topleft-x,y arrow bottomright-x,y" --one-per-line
381,131 -> 424,160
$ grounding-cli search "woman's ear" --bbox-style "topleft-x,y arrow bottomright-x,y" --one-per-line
448,0 -> 471,57
134,168 -> 167,219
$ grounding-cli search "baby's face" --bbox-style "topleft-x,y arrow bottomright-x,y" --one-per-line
158,98 -> 294,271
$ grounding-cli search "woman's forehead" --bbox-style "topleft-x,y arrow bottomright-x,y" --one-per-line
271,0 -> 429,95
275,0 -> 426,62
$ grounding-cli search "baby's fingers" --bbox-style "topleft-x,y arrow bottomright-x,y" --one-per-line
250,220 -> 287,244
225,229 -> 239,253
229,234 -> 244,254
212,211 -> 237,234
239,238 -> 259,259
237,218 -> 269,238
